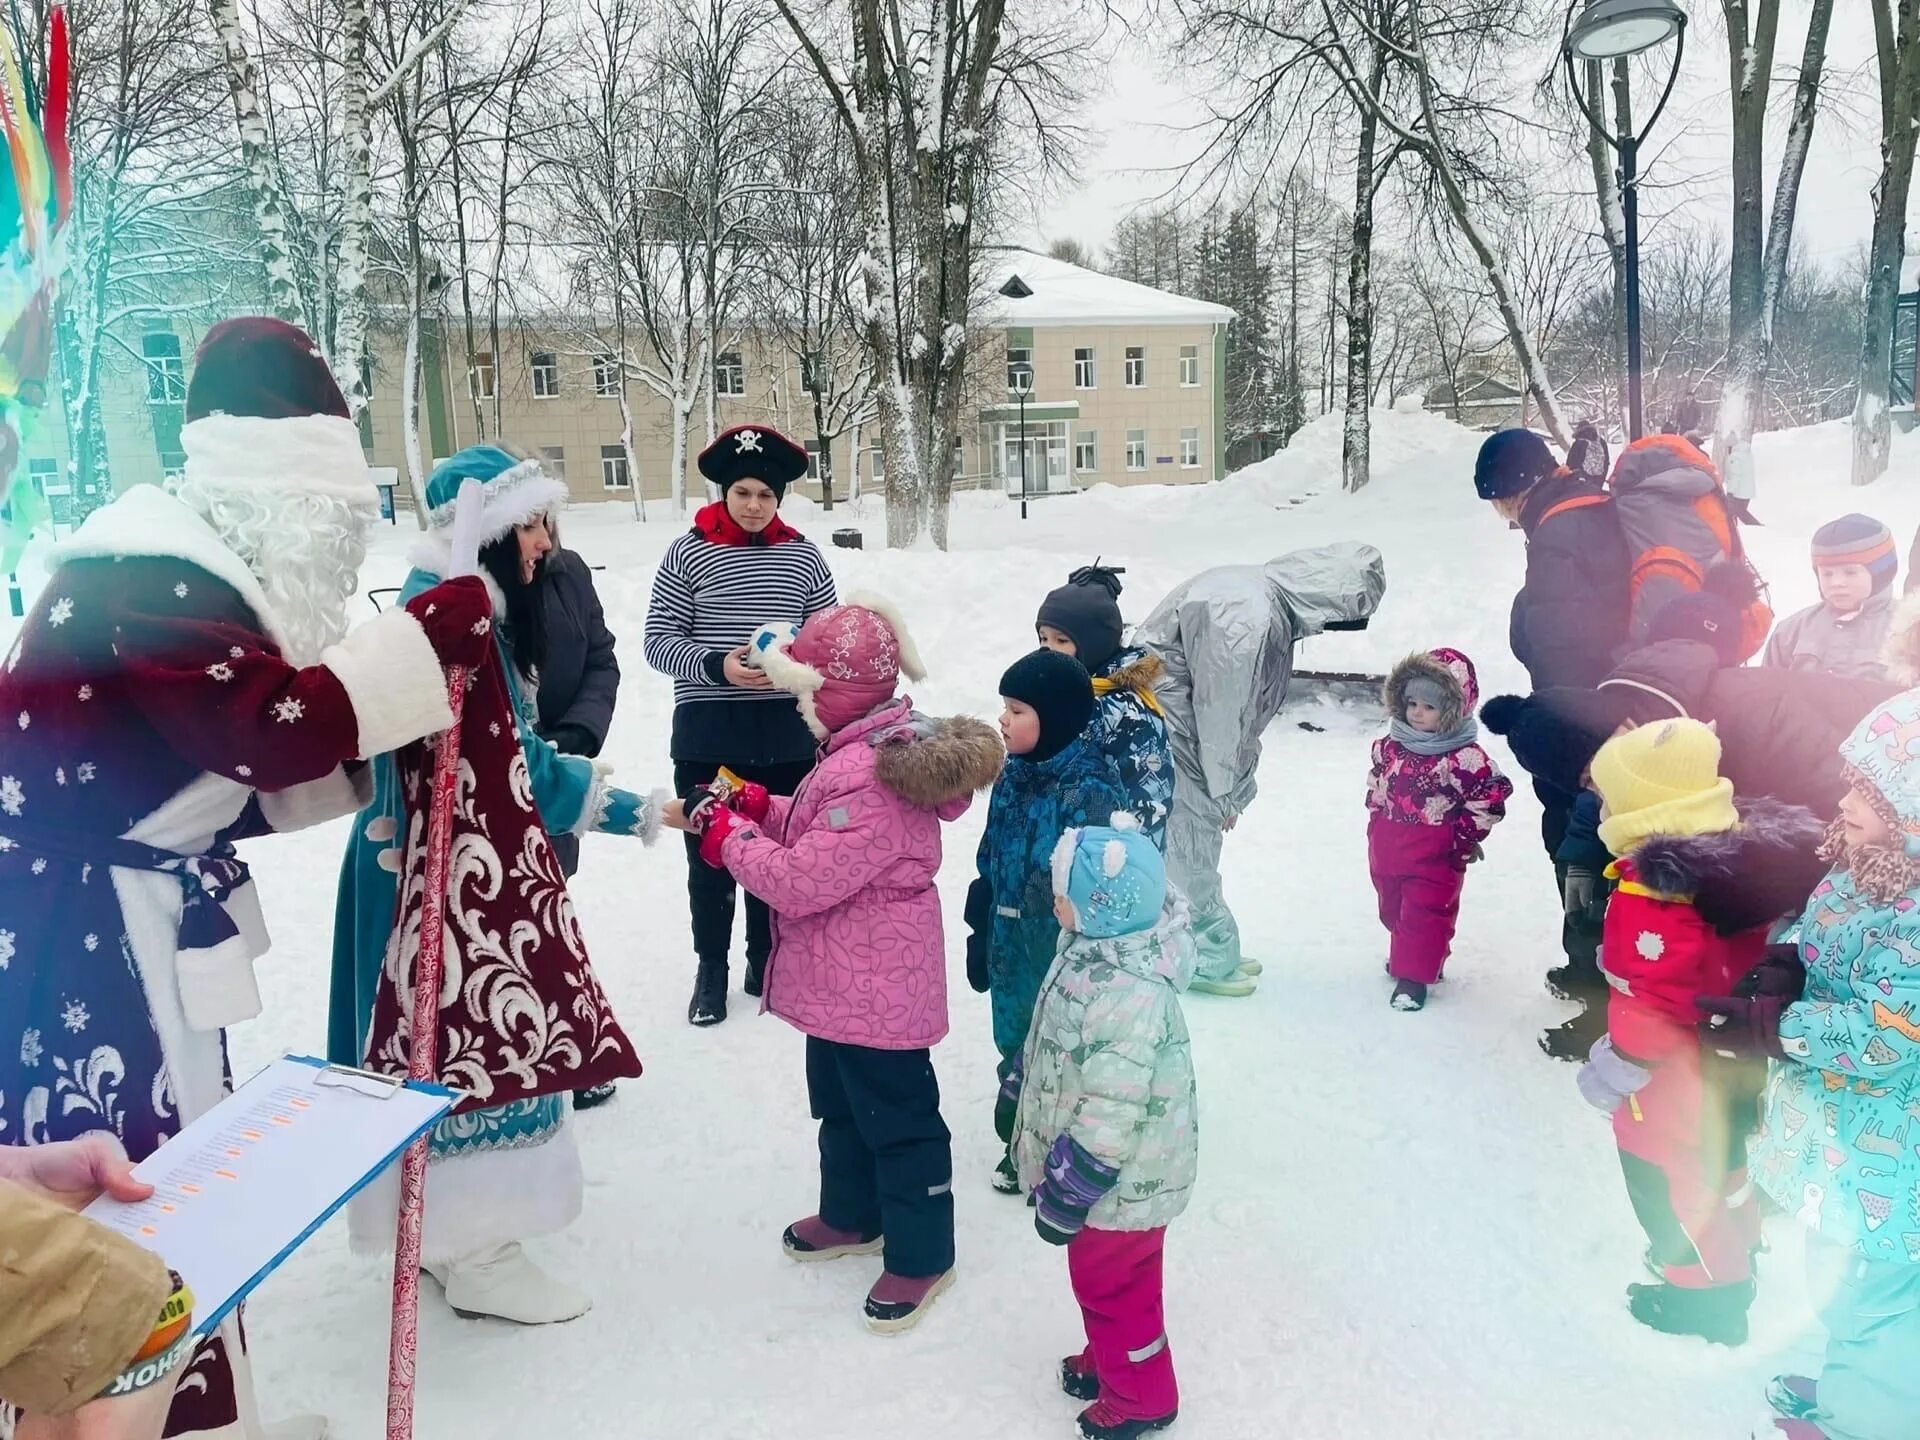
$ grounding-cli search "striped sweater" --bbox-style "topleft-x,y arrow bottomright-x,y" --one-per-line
644,505 -> 838,761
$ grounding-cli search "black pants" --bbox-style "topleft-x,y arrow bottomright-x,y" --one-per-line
1537,779 -> 1605,981
806,1035 -> 955,1278
674,758 -> 812,967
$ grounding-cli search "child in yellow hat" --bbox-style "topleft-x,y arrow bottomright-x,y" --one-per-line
1579,718 -> 1823,1346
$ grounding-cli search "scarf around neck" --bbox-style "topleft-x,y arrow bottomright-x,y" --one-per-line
1389,715 -> 1479,757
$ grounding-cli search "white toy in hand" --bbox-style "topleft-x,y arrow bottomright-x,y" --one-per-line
747,621 -> 800,670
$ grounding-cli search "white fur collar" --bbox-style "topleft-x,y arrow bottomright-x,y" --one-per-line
53,485 -> 292,650
183,413 -> 377,508
408,534 -> 508,616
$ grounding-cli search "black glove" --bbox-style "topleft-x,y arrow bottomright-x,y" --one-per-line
964,876 -> 992,994
543,722 -> 596,757
1733,942 -> 1807,1003
1696,993 -> 1789,1061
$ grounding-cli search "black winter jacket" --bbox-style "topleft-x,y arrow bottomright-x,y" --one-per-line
1509,472 -> 1630,691
1601,639 -> 1896,816
536,546 -> 620,759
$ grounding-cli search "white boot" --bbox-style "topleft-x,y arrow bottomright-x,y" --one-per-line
260,1416 -> 330,1440
427,1242 -> 592,1324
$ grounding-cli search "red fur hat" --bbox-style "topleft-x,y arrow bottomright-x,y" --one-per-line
186,317 -> 350,422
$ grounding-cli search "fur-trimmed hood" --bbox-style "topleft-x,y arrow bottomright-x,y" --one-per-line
1385,647 -> 1479,730
870,712 -> 1005,810
1628,796 -> 1828,936
1097,647 -> 1165,695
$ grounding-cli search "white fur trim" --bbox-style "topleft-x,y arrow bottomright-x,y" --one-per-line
1108,811 -> 1140,832
1103,838 -> 1127,878
257,764 -> 373,833
753,624 -> 830,738
1884,588 -> 1920,683
53,485 -> 295,652
577,758 -> 615,836
408,534 -> 508,615
846,589 -> 927,682
347,1115 -> 583,1265
639,787 -> 670,845
321,607 -> 456,757
183,413 -> 376,507
1050,827 -> 1080,900
428,460 -> 570,546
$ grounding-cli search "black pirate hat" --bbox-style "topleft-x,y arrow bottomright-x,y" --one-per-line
697,423 -> 809,497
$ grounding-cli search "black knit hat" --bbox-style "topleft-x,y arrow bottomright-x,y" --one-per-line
1473,428 -> 1557,501
1000,647 -> 1095,763
1036,562 -> 1126,673
1481,689 -> 1629,795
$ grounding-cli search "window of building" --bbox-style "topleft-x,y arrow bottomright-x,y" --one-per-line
714,351 -> 744,397
1006,345 -> 1034,393
1179,426 -> 1200,468
600,444 -> 630,490
1074,432 -> 1097,472
1125,429 -> 1146,471
159,450 -> 186,481
530,351 -> 559,399
1073,347 -> 1096,389
805,440 -> 823,481
1179,345 -> 1200,387
142,332 -> 185,405
868,445 -> 885,483
470,350 -> 495,401
593,352 -> 620,397
540,446 -> 567,482
1124,346 -> 1145,388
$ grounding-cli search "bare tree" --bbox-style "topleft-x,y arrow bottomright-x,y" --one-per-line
1712,0 -> 1833,498
1047,236 -> 1093,266
1404,241 -> 1491,422
1850,0 -> 1920,486
774,0 -> 1087,548
208,0 -> 305,322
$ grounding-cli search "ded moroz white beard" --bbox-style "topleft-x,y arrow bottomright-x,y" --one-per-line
170,476 -> 374,667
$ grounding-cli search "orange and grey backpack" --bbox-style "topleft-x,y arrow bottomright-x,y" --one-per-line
1603,433 -> 1772,662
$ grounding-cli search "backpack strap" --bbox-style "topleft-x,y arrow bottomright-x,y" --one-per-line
1539,494 -> 1611,525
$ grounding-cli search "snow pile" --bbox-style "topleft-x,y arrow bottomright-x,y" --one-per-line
8,411 -> 1920,1439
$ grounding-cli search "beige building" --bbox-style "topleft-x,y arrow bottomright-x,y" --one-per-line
23,248 -> 1232,519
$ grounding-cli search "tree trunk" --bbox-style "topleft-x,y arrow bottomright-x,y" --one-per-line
334,0 -> 374,416
208,0 -> 306,325
442,47 -> 486,442
811,383 -> 835,509
1341,66 -> 1378,494
1852,0 -> 1920,486
670,392 -> 690,517
1712,0 -> 1784,496
1586,54 -> 1629,430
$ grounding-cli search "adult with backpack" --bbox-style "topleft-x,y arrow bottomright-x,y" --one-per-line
1475,428 -> 1631,1052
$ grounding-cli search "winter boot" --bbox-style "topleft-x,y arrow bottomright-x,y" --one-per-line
1766,1375 -> 1819,1422
864,1268 -> 955,1335
687,954 -> 728,1026
1625,1279 -> 1753,1346
782,1215 -> 884,1262
743,954 -> 766,999
572,1082 -> 617,1111
1060,1352 -> 1100,1401
1539,998 -> 1608,1063
427,1242 -> 592,1324
992,1149 -> 1022,1195
1235,957 -> 1264,977
1188,973 -> 1256,997
1545,960 -> 1607,1004
1390,979 -> 1428,1012
1077,1401 -> 1178,1439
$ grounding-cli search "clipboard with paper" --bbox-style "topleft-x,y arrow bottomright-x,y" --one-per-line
82,1055 -> 454,1337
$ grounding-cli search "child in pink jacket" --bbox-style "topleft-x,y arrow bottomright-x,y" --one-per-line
684,594 -> 1003,1335
1365,647 -> 1512,1011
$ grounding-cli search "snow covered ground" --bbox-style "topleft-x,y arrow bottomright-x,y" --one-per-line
12,410 -> 1920,1438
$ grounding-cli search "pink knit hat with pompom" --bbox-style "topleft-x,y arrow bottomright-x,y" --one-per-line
752,592 -> 926,739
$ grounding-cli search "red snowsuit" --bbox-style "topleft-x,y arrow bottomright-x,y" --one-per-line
1603,855 -> 1768,1288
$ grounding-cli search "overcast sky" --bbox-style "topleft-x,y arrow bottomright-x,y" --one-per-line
1015,5 -> 1905,275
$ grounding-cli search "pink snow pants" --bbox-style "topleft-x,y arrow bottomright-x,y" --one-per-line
1068,1226 -> 1178,1420
1367,815 -> 1465,986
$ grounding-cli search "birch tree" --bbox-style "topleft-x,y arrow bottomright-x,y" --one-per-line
208,0 -> 306,323
1711,0 -> 1832,499
773,0 -> 1086,548
1850,0 -> 1920,486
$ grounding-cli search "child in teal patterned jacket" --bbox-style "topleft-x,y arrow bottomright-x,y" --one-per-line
1015,813 -> 1196,1440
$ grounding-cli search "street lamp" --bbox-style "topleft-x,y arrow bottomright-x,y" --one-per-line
1563,0 -> 1686,441
1012,364 -> 1033,520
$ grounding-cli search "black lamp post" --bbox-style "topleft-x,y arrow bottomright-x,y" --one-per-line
1012,365 -> 1033,520
1563,0 -> 1687,441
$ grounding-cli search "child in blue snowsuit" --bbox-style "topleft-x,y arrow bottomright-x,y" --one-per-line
1035,563 -> 1174,850
965,648 -> 1127,1194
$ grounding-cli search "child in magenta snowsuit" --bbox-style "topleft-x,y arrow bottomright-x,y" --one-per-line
1365,647 -> 1512,1011
687,595 -> 1005,1337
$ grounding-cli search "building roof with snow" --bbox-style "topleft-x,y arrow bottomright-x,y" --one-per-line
976,249 -> 1235,328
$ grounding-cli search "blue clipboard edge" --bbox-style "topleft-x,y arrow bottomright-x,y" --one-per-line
191,1054 -> 455,1337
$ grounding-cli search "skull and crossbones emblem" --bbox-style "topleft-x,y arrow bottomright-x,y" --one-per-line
735,429 -> 763,453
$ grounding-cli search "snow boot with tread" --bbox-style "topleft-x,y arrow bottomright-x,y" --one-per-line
688,955 -> 728,1027
1076,1401 -> 1178,1439
1625,1278 -> 1753,1346
782,1216 -> 884,1262
1390,979 -> 1428,1011
1060,1353 -> 1100,1401
864,1268 -> 955,1335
